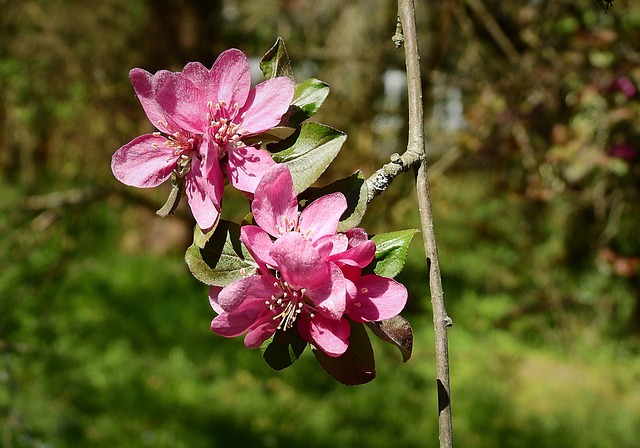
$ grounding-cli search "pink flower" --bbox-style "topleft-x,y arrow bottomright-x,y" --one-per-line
210,232 -> 351,357
111,49 -> 295,230
250,163 -> 348,244
209,164 -> 409,357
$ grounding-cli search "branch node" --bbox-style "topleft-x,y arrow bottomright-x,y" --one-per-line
392,16 -> 404,48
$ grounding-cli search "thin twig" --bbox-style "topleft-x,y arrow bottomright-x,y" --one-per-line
397,1 -> 454,446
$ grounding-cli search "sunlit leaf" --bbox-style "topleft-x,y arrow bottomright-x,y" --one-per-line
312,321 -> 375,386
279,78 -> 330,128
271,122 -> 346,194
367,315 -> 413,362
260,37 -> 294,81
185,220 -> 257,286
369,229 -> 419,278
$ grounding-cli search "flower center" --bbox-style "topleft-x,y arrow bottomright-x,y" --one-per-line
275,213 -> 313,240
152,129 -> 200,166
207,100 -> 248,150
265,279 -> 315,331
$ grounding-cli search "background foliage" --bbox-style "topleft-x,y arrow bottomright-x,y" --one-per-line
2,0 -> 640,446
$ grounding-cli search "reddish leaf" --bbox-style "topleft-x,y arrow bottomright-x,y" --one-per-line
367,315 -> 413,362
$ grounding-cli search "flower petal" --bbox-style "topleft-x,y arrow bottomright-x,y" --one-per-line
129,68 -> 177,134
309,315 -> 350,357
208,286 -> 224,314
251,164 -> 298,238
244,318 -> 280,348
210,49 -> 252,109
346,275 -> 408,323
329,240 -> 376,268
180,62 -> 211,90
314,234 -> 348,259
240,225 -> 276,271
211,301 -> 268,338
306,262 -> 347,320
299,192 -> 347,244
239,77 -> 295,134
185,157 -> 221,231
111,134 -> 177,188
270,233 -> 330,291
216,275 -> 280,312
156,75 -> 208,134
226,145 -> 276,193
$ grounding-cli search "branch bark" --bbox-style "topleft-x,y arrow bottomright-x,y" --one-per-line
397,1 -> 454,446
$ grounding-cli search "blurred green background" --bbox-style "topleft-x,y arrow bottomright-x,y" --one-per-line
2,0 -> 640,446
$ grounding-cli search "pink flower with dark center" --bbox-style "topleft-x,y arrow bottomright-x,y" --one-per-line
111,49 -> 295,230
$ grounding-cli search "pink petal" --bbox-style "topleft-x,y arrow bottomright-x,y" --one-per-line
208,286 -> 224,314
345,228 -> 369,245
202,137 -> 225,200
270,233 -> 330,291
251,164 -> 298,238
240,225 -> 276,271
239,77 -> 295,134
299,192 -> 347,244
111,134 -> 177,188
210,49 -> 252,109
185,157 -> 221,231
130,68 -> 177,134
306,262 -> 347,320
346,275 -> 408,323
329,240 -> 376,268
216,275 -> 280,311
156,75 -> 208,134
309,315 -> 350,357
211,301 -> 269,338
226,146 -> 276,193
180,62 -> 210,89
244,318 -> 280,348
314,234 -> 348,259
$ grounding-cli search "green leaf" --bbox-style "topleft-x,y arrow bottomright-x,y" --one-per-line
185,220 -> 257,287
261,330 -> 307,371
260,37 -> 294,81
367,315 -> 413,362
271,122 -> 347,194
300,171 -> 368,231
370,229 -> 419,278
312,321 -> 375,386
278,78 -> 330,128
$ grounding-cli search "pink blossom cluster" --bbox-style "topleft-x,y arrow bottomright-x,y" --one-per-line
209,165 -> 408,357
111,49 -> 295,230
111,48 -> 408,359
